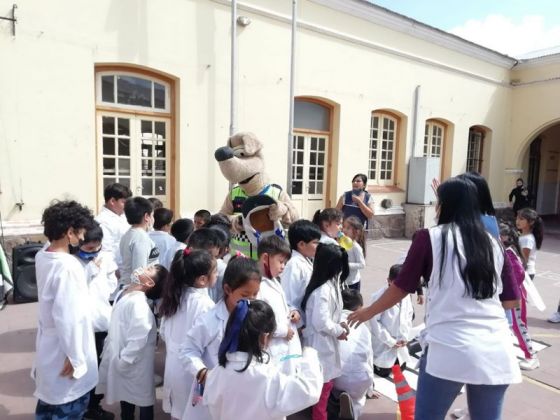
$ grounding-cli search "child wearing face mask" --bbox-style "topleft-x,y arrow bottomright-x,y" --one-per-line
179,257 -> 262,420
203,299 -> 323,420
256,235 -> 302,374
119,197 -> 160,289
96,264 -> 168,420
74,221 -> 118,419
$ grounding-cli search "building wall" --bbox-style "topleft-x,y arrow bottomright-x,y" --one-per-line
1,0 -> 556,236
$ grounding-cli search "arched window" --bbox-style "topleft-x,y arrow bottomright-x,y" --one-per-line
95,67 -> 174,207
466,127 -> 485,173
423,121 -> 445,158
369,112 -> 398,185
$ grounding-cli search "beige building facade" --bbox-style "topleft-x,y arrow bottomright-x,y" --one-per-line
1,0 -> 559,239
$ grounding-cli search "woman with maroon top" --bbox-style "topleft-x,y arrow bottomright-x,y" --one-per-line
348,177 -> 521,420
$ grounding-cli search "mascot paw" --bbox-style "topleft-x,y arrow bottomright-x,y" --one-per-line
268,203 -> 287,221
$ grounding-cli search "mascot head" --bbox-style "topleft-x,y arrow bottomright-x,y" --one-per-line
214,132 -> 265,186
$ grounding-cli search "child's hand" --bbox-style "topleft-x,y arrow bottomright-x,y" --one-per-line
289,310 -> 301,323
286,327 -> 295,341
340,321 -> 350,337
416,295 -> 424,305
337,330 -> 348,340
396,340 -> 407,348
60,357 -> 74,378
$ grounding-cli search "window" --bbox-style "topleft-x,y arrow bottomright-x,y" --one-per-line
466,129 -> 484,173
96,68 -> 173,206
369,113 -> 397,184
424,121 -> 445,158
98,73 -> 170,112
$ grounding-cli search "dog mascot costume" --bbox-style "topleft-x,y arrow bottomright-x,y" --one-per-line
215,132 -> 298,259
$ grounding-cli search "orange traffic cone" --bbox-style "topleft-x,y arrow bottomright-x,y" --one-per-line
392,364 -> 415,420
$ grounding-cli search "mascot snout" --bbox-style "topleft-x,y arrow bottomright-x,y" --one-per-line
214,146 -> 234,162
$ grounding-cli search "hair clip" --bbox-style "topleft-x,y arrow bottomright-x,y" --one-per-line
183,247 -> 192,256
234,250 -> 247,259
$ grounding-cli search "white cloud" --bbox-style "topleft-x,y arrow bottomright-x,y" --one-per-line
449,14 -> 560,57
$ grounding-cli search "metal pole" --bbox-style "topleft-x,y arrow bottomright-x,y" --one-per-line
287,0 -> 297,195
230,0 -> 238,137
407,85 -> 421,202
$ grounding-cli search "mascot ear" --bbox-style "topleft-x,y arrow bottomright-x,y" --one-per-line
228,132 -> 263,156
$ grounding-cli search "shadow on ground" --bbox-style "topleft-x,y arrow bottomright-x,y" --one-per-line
0,328 -> 36,353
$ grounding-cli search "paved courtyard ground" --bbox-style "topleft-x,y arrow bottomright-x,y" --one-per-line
1,229 -> 559,419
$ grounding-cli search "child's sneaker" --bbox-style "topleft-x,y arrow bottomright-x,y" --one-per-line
338,392 -> 354,420
547,311 -> 560,323
519,357 -> 540,370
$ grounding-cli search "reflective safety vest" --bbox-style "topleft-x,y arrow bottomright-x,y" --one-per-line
230,184 -> 283,260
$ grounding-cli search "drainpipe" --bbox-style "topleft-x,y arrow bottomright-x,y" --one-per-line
287,0 -> 297,195
407,85 -> 421,202
229,0 -> 238,137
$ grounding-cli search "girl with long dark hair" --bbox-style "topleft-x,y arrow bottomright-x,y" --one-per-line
203,299 -> 323,419
348,176 -> 521,420
302,243 -> 350,420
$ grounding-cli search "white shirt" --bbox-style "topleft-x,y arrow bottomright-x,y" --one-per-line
345,241 -> 365,286
424,225 -> 521,385
96,290 -> 157,406
203,348 -> 323,420
368,285 -> 413,368
160,288 -> 215,419
258,277 -> 302,373
519,233 -> 537,275
33,248 -> 98,405
78,251 -> 118,332
281,250 -> 313,315
162,240 -> 186,270
179,300 -> 229,420
95,206 -> 129,268
148,231 -> 176,267
320,233 -> 338,245
302,278 -> 344,382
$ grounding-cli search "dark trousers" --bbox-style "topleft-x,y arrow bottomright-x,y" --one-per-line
88,331 -> 107,409
374,359 -> 407,378
120,402 -> 153,420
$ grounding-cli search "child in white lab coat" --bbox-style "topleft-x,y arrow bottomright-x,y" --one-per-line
148,208 -> 176,266
162,218 -> 194,269
312,208 -> 343,245
333,289 -> 374,420
341,216 -> 366,291
203,299 -> 323,420
281,220 -> 321,316
75,222 -> 118,420
96,264 -> 168,420
257,235 -> 302,373
301,243 -> 350,420
33,201 -> 97,419
159,249 -> 218,420
179,257 -> 262,420
188,228 -> 224,303
369,264 -> 413,377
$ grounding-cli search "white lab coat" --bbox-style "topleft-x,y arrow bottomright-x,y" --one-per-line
208,258 -> 226,303
162,240 -> 186,270
179,300 -> 229,420
160,288 -> 215,419
78,251 -> 118,333
345,241 -> 365,286
32,248 -> 98,405
97,290 -> 157,407
203,348 -> 323,420
302,278 -> 344,382
281,250 -> 313,316
333,310 -> 374,418
96,205 -> 130,268
258,277 -> 302,374
369,285 -> 413,368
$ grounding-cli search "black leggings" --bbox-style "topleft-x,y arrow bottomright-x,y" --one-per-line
120,401 -> 153,420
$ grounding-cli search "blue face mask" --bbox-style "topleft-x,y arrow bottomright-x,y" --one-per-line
78,248 -> 101,261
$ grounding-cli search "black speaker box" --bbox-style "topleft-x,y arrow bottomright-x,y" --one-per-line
12,242 -> 43,303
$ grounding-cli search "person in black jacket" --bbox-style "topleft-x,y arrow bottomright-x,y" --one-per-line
509,178 -> 530,215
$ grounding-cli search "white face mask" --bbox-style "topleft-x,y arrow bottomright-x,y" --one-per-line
131,266 -> 155,286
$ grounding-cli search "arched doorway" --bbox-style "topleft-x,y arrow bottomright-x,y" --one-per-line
522,123 -> 560,217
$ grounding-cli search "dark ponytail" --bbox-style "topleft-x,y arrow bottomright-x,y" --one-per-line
159,249 -> 215,317
517,208 -> 544,249
218,299 -> 276,372
312,208 -> 343,233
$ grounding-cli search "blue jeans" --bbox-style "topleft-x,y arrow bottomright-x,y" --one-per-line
36,392 -> 89,419
415,351 -> 509,420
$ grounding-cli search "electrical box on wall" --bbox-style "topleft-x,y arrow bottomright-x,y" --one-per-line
407,157 -> 440,204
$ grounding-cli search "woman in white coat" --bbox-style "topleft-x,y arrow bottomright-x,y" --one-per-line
97,264 -> 168,420
204,299 -> 323,420
179,257 -> 262,420
369,264 -> 413,377
301,243 -> 350,420
159,249 -> 217,420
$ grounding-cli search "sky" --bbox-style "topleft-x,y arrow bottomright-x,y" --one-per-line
369,0 -> 560,57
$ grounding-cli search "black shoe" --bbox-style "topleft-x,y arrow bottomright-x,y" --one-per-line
338,392 -> 354,420
84,406 -> 115,420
